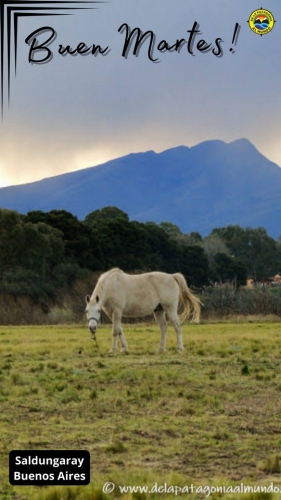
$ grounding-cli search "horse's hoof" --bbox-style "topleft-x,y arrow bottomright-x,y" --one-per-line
156,348 -> 165,354
177,347 -> 184,352
121,348 -> 128,354
108,349 -> 117,354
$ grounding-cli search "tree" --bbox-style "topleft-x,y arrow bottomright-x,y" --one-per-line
21,222 -> 65,279
211,225 -> 253,264
25,210 -> 103,270
246,228 -> 279,281
95,218 -> 150,270
175,231 -> 203,247
210,252 -> 247,286
159,222 -> 182,238
203,234 -> 231,266
180,245 -> 209,287
143,222 -> 179,271
212,225 -> 280,281
84,206 -> 129,226
0,209 -> 25,277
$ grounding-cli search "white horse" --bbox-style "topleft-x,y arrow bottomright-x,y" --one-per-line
85,268 -> 202,353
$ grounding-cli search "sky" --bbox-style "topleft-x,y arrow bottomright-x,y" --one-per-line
0,0 -> 280,187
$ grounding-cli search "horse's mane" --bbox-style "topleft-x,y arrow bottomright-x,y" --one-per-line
95,268 -> 124,294
102,267 -> 124,278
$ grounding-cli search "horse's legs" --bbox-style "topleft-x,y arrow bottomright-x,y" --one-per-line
154,309 -> 167,353
167,309 -> 184,352
119,325 -> 128,353
109,309 -> 128,353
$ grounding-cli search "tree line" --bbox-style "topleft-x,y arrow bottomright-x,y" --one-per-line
0,206 -> 280,309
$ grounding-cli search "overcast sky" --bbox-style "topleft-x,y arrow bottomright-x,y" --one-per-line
0,0 -> 280,187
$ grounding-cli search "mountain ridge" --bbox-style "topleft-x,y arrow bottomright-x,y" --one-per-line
0,138 -> 281,238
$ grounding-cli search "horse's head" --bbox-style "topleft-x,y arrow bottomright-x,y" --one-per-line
85,294 -> 101,338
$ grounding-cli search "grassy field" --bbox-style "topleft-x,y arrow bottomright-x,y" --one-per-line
1,322 -> 281,500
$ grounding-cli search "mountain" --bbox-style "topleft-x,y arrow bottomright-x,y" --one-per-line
255,18 -> 269,24
1,138 -> 281,237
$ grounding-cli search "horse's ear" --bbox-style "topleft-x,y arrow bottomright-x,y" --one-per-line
96,295 -> 99,303
85,295 -> 90,304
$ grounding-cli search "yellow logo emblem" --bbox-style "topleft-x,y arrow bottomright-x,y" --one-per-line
248,9 -> 275,35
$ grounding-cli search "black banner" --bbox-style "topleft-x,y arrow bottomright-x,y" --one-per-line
9,450 -> 90,486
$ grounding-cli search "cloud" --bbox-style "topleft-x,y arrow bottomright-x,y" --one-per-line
0,0 -> 280,187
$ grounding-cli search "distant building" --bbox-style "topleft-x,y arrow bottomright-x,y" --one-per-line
246,278 -> 254,288
246,275 -> 281,288
271,274 -> 281,286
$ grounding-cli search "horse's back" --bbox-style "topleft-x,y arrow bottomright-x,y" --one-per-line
97,269 -> 180,316
106,270 -> 179,316
125,271 -> 179,309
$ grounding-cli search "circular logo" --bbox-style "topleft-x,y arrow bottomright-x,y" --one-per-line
248,9 -> 275,35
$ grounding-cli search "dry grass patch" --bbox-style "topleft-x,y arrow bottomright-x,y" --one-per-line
1,323 -> 281,499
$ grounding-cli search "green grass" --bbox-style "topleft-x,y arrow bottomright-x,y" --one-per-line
1,322 -> 281,499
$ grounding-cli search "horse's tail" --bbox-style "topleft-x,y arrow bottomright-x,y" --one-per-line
173,273 -> 202,324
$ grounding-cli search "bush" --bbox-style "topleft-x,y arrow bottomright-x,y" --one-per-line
201,286 -> 281,319
0,293 -> 47,325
